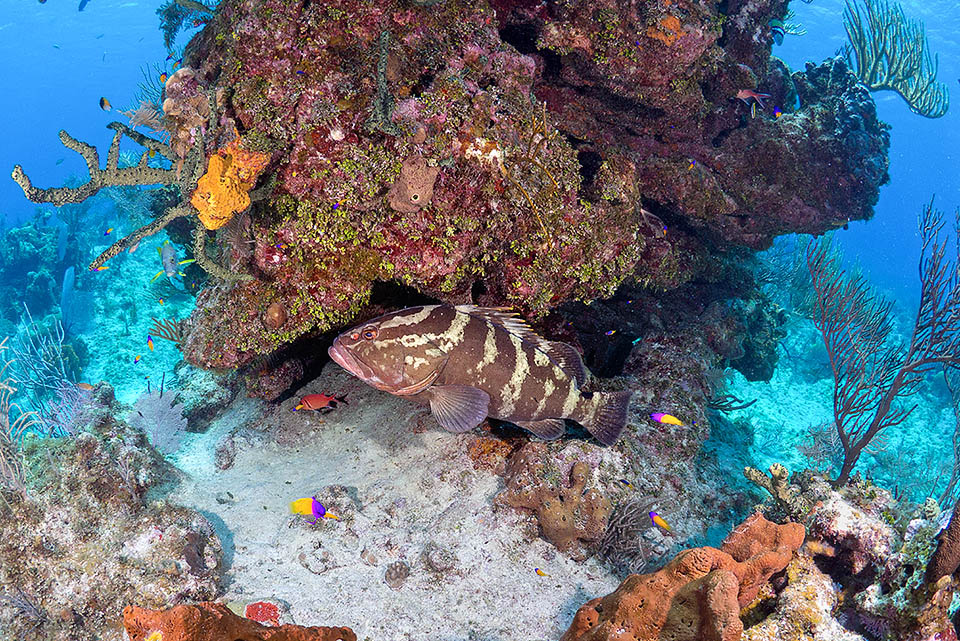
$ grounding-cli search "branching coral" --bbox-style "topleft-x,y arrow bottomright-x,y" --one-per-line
807,200 -> 960,485
843,0 -> 949,118
495,442 -> 611,560
745,462 -> 810,521
11,90 -> 259,282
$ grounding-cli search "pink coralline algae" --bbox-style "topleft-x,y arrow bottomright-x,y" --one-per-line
153,0 -> 889,372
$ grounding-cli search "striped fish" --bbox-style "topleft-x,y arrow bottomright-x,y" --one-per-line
327,305 -> 631,445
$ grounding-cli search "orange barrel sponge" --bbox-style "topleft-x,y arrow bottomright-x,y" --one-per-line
122,602 -> 356,641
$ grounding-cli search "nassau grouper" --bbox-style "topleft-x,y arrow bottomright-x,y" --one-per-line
327,304 -> 631,445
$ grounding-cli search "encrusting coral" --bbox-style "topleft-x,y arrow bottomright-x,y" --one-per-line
123,601 -> 356,641
560,513 -> 805,641
495,442 -> 611,561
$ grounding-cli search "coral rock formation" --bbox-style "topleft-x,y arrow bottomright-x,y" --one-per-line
122,602 -> 356,641
561,513 -> 804,641
496,442 -> 611,560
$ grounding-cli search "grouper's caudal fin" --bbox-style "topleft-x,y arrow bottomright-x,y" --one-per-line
575,391 -> 632,446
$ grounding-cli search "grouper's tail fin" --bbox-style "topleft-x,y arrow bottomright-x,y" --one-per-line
578,390 -> 632,446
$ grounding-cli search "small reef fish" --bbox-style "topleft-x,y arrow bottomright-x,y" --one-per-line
99,97 -> 111,111
328,305 -> 632,445
172,58 -> 183,70
773,106 -> 783,118
94,265 -> 109,271
770,19 -> 785,45
605,330 -> 617,336
133,355 -> 142,364
151,240 -> 195,290
159,72 -> 167,84
649,511 -> 672,532
650,412 -> 684,426
166,52 -> 174,60
104,227 -> 113,236
147,336 -> 154,352
619,479 -> 634,489
158,297 -> 165,305
736,89 -> 771,110
294,392 -> 347,412
78,0 -> 90,10
534,568 -> 549,577
76,382 -> 95,391
290,497 -> 339,524
687,160 -> 696,170
55,158 -> 64,165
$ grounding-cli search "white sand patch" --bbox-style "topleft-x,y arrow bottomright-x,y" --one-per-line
167,367 -> 618,640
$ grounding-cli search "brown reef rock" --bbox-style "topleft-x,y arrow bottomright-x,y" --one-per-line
123,602 -> 357,641
561,513 -> 804,641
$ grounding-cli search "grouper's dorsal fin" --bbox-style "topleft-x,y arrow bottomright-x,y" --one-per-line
454,305 -> 587,386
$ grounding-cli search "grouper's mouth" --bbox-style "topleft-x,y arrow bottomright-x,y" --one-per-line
328,337 -> 442,395
328,338 -> 382,387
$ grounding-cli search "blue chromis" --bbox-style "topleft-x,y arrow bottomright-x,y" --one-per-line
649,511 -> 672,532
290,497 -> 339,523
534,567 -> 548,576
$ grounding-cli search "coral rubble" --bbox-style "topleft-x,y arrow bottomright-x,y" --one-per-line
0,385 -> 221,640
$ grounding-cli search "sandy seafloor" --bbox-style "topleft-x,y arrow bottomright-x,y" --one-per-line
166,366 -> 620,641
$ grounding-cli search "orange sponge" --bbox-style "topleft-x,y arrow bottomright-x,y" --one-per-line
191,138 -> 271,230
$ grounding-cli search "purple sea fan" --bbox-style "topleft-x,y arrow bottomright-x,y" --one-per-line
128,378 -> 187,455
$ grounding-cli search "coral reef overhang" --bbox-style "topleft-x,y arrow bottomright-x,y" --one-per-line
116,0 -> 895,368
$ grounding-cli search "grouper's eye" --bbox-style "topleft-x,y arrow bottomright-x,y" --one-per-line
362,326 -> 378,340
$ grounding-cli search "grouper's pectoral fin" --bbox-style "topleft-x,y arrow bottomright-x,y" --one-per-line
514,418 -> 566,440
426,385 -> 490,433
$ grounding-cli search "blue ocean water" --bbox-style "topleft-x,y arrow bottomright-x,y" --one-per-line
778,0 -> 960,307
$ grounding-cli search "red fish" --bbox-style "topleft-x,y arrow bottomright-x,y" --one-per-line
736,89 -> 771,109
294,392 -> 347,412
